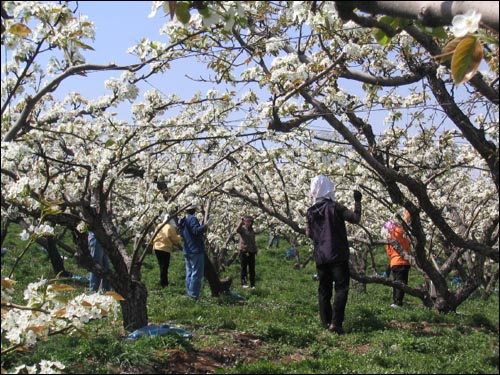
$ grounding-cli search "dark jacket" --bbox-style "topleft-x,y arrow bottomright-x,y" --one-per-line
306,198 -> 361,265
179,214 -> 207,255
237,224 -> 257,253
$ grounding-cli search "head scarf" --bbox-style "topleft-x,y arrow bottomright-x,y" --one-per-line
381,219 -> 396,237
310,175 -> 335,202
163,213 -> 177,228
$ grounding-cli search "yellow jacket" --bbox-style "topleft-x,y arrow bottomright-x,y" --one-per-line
153,221 -> 183,253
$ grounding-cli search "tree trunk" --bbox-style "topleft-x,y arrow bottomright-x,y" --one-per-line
38,236 -> 72,278
116,280 -> 149,332
204,253 -> 232,296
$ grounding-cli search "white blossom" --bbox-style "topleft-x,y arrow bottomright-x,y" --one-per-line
450,10 -> 481,37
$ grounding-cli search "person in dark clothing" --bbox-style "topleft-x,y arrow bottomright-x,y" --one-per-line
178,203 -> 212,300
267,224 -> 280,249
305,175 -> 362,334
236,215 -> 258,288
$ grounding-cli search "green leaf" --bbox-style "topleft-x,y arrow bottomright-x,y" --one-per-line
374,15 -> 394,45
378,15 -> 394,26
9,23 -> 32,38
436,37 -> 464,63
431,27 -> 448,39
374,28 -> 391,46
373,15 -> 410,46
198,8 -> 210,17
391,17 -> 411,29
237,17 -> 248,28
176,1 -> 191,24
451,36 -> 483,85
74,40 -> 95,51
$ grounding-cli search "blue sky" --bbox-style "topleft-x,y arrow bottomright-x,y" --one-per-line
64,1 -> 213,106
79,1 -> 162,66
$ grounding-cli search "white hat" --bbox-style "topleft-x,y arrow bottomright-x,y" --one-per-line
310,175 -> 335,200
185,202 -> 200,211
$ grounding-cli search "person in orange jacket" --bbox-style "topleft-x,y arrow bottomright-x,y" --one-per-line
383,210 -> 412,308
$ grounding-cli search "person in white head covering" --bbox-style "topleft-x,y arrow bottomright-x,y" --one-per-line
309,175 -> 336,202
305,175 -> 362,334
152,212 -> 183,288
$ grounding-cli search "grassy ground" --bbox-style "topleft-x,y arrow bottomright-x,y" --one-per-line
1,231 -> 499,374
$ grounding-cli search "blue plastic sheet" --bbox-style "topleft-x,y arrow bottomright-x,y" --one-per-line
71,274 -> 89,283
126,324 -> 192,340
229,290 -> 245,299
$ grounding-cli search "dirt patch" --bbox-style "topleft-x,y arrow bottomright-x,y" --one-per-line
389,319 -> 455,334
149,331 -> 270,374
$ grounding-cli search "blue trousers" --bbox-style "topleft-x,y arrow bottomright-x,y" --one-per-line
268,234 -> 280,248
89,233 -> 110,292
184,252 -> 205,299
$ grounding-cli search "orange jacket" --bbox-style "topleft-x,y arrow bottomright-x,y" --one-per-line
386,225 -> 411,267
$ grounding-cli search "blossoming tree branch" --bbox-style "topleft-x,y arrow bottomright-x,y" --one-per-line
1,1 -> 498,373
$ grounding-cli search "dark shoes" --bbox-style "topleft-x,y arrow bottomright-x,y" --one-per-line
328,324 -> 345,335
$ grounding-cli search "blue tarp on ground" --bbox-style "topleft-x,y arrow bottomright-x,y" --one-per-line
229,290 -> 245,299
126,324 -> 193,340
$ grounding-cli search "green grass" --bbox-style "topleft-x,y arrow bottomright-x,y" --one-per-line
1,232 -> 498,374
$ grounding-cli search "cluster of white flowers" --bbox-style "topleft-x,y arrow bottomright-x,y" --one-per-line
265,37 -> 287,55
20,224 -> 55,241
12,360 -> 65,374
2,277 -> 120,347
104,72 -> 140,102
342,42 -> 363,60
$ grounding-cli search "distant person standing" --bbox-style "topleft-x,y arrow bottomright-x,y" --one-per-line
267,224 -> 280,249
383,210 -> 412,308
237,215 -> 258,288
179,203 -> 211,300
152,213 -> 183,288
88,231 -> 110,292
306,175 -> 362,334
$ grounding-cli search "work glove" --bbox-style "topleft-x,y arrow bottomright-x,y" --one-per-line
353,190 -> 362,202
205,218 -> 213,226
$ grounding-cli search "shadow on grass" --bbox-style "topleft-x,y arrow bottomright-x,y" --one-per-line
348,307 -> 390,333
262,323 -> 316,348
469,313 -> 498,333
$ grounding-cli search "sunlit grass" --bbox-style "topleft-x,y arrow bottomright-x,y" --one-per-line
1,230 -> 498,374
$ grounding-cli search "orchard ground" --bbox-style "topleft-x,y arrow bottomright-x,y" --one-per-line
1,230 -> 498,374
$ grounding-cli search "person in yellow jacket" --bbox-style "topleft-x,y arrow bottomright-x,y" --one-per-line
383,210 -> 412,308
152,213 -> 183,288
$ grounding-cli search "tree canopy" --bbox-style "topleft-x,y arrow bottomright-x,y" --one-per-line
1,1 -> 498,333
